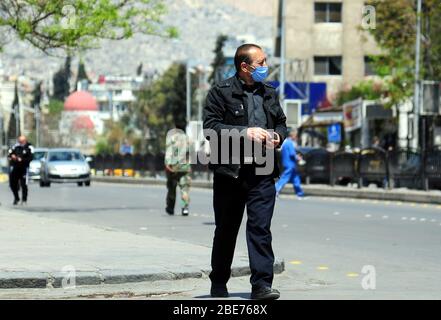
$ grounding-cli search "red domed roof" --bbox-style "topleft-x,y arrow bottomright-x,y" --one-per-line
64,90 -> 98,111
72,115 -> 95,131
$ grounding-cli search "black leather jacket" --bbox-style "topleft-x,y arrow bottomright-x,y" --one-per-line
8,143 -> 33,171
203,74 -> 288,179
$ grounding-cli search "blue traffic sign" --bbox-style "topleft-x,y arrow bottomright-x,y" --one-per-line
328,123 -> 342,143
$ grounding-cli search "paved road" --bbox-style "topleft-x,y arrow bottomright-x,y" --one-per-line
1,181 -> 441,299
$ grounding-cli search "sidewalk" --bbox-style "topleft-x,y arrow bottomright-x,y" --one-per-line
0,208 -> 284,289
92,176 -> 441,205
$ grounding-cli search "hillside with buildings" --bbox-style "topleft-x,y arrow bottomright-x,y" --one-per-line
0,0 -> 275,82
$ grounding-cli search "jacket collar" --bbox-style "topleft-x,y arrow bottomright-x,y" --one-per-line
231,73 -> 271,99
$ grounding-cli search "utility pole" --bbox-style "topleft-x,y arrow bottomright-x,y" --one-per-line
279,0 -> 287,113
15,105 -> 20,138
35,105 -> 40,147
413,0 -> 422,150
186,62 -> 192,126
0,113 -> 3,157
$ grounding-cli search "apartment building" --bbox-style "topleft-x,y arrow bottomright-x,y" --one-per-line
277,0 -> 381,100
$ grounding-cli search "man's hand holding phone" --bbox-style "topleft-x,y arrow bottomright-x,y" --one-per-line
247,128 -> 280,149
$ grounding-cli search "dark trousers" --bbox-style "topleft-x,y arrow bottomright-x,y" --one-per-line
209,166 -> 276,289
9,168 -> 28,202
166,171 -> 189,211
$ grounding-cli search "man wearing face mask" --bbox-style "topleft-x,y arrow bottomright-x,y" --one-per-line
203,44 -> 287,300
8,135 -> 33,205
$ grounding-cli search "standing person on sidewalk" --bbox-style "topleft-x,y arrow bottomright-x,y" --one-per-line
164,120 -> 191,216
275,128 -> 305,199
8,135 -> 33,205
203,44 -> 287,300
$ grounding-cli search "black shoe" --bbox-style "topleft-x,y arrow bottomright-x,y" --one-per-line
251,287 -> 280,300
182,207 -> 189,216
166,208 -> 174,215
13,199 -> 19,206
210,284 -> 229,298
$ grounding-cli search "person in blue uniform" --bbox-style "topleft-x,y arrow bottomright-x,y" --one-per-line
275,129 -> 305,198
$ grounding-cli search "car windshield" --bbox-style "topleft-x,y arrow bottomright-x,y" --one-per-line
48,151 -> 84,162
33,151 -> 46,161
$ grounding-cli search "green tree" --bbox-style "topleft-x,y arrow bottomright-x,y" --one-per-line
336,80 -> 385,106
126,62 -> 192,154
31,81 -> 43,109
0,0 -> 177,53
52,56 -> 71,101
137,63 -> 143,76
366,0 -> 441,107
209,34 -> 228,84
7,81 -> 19,142
75,59 -> 90,87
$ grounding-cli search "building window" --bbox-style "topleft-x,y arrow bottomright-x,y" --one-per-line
315,2 -> 342,23
314,56 -> 342,75
364,56 -> 376,76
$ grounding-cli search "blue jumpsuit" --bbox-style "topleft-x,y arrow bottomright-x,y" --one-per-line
276,139 -> 304,197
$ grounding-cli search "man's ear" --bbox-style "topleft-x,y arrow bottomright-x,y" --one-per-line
240,62 -> 249,73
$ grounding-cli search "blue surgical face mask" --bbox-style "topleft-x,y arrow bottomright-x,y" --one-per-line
249,65 -> 269,82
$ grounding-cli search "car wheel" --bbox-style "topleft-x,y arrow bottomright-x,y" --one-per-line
46,182 -> 51,187
85,181 -> 91,187
77,182 -> 83,187
40,180 -> 45,187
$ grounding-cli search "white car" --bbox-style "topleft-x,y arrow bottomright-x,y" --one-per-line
29,148 -> 48,181
40,149 -> 91,187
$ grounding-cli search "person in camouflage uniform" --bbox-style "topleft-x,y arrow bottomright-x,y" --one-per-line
165,120 -> 192,216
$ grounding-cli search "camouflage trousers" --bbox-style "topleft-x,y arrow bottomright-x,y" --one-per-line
166,171 -> 191,211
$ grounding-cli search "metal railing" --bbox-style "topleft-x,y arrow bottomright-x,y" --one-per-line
88,148 -> 441,190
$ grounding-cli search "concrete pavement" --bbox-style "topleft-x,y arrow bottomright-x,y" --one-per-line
1,181 -> 441,299
0,207 -> 284,289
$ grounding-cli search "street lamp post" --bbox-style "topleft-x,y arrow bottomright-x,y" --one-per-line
413,0 -> 422,150
186,62 -> 197,126
35,105 -> 40,148
279,0 -> 286,112
15,105 -> 20,138
0,113 -> 3,157
186,62 -> 192,125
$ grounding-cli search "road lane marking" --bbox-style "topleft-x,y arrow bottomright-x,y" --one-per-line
290,260 -> 303,265
410,217 -> 417,221
402,217 -> 408,220
420,218 -> 426,222
365,214 -> 372,218
317,266 -> 329,271
333,212 -> 340,216
382,215 -> 389,219
346,273 -> 359,278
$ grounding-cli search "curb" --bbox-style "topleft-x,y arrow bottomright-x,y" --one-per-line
0,259 -> 285,289
92,176 -> 441,205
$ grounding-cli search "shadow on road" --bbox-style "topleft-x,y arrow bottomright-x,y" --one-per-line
194,292 -> 250,299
